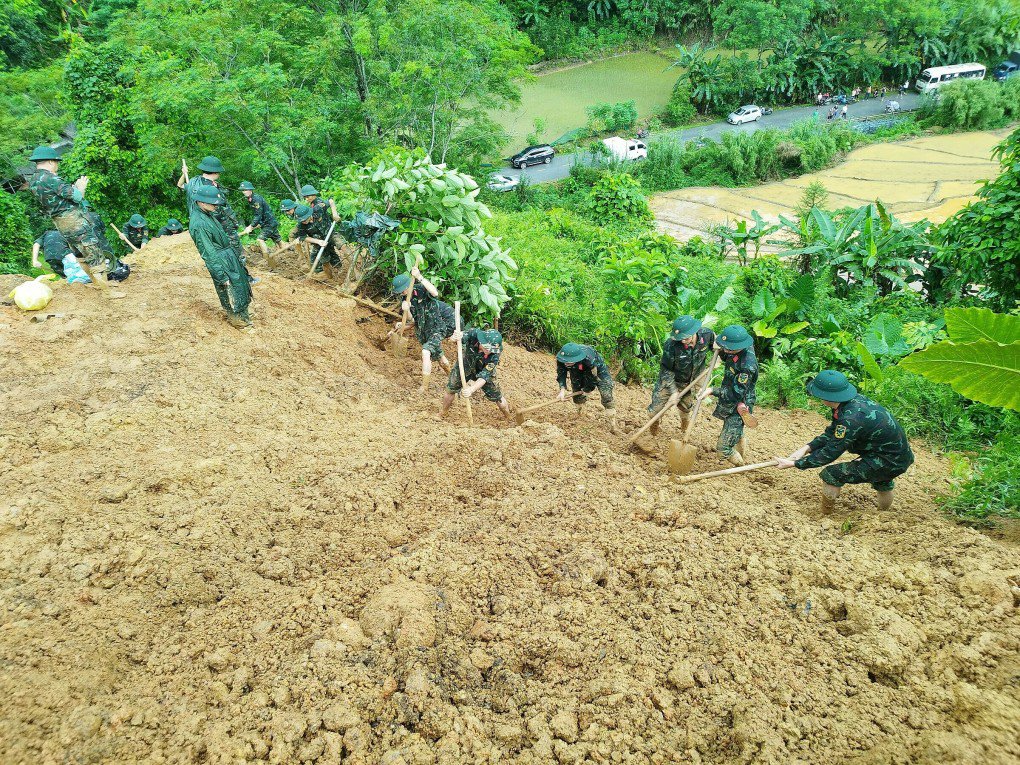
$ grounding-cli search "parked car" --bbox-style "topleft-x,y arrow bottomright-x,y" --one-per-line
486,174 -> 520,192
510,144 -> 554,169
601,136 -> 647,161
727,105 -> 763,125
993,51 -> 1020,81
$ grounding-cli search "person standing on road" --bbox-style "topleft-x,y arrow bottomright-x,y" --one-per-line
556,342 -> 618,432
189,185 -> 254,330
390,266 -> 455,391
774,370 -> 914,512
26,145 -> 118,288
440,327 -> 512,420
647,316 -> 715,436
841,104 -> 849,119
696,325 -> 757,467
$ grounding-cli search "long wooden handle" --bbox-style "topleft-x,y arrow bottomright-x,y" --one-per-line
306,219 -> 337,277
679,349 -> 720,443
627,366 -> 711,443
110,223 -> 140,252
454,301 -> 473,425
337,291 -> 401,319
678,460 -> 778,484
398,256 -> 420,330
517,391 -> 584,417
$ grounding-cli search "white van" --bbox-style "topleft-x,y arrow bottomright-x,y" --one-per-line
915,63 -> 986,94
602,136 -> 647,161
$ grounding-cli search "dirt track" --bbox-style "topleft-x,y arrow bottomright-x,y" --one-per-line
2,235 -> 1018,764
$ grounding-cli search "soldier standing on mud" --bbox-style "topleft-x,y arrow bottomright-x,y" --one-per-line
390,266 -> 455,391
774,370 -> 914,512
31,230 -> 71,277
647,316 -> 715,436
120,214 -> 149,251
189,186 -> 254,331
293,204 -> 342,279
25,145 -> 118,289
441,327 -> 513,420
696,325 -> 757,467
239,181 -> 281,251
156,219 -> 185,237
555,342 -> 618,432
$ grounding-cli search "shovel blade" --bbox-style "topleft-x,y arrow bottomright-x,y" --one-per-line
514,413 -> 525,426
391,334 -> 408,358
668,440 -> 698,475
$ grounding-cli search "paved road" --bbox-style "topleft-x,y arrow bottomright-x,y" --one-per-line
498,92 -> 922,185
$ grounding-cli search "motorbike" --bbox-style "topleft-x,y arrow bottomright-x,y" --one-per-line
884,100 -> 901,113
636,128 -> 649,139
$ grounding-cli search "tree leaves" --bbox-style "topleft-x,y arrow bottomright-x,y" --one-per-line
900,340 -> 1020,412
945,306 -> 1020,344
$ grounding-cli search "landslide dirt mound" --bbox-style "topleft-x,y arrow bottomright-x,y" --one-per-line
2,236 -> 1018,765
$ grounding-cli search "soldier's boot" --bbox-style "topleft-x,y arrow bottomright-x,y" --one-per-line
820,483 -> 841,513
602,407 -> 619,434
876,490 -> 895,511
726,449 -> 745,467
497,398 -> 513,421
227,313 -> 252,330
439,355 -> 452,372
419,373 -> 430,394
736,435 -> 749,461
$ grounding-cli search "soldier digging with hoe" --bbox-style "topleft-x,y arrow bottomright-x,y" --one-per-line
647,316 -> 715,436
555,342 -> 618,432
774,370 -> 914,511
440,327 -> 513,420
390,266 -> 455,391
239,181 -> 282,255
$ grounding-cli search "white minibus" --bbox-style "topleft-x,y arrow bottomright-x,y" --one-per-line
915,63 -> 986,94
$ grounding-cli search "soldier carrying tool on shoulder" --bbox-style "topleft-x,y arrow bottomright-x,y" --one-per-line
647,316 -> 715,436
696,324 -> 757,466
774,370 -> 914,512
555,342 -> 618,432
440,327 -> 512,420
390,266 -> 455,391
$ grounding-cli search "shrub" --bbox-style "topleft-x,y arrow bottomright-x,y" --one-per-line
927,79 -> 1006,131
0,192 -> 34,275
584,100 -> 638,135
584,173 -> 652,224
663,82 -> 696,127
941,420 -> 1020,522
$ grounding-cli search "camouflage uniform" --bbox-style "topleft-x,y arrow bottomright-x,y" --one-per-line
795,394 -> 914,490
296,211 -> 341,268
712,348 -> 758,456
35,230 -> 71,277
156,224 -> 184,237
246,193 -> 281,244
309,197 -> 344,253
408,284 -> 455,357
648,327 -> 715,415
123,222 -> 149,250
185,176 -> 242,255
189,207 -> 252,319
84,206 -> 115,260
27,168 -> 115,268
557,345 -> 615,408
446,328 -> 504,402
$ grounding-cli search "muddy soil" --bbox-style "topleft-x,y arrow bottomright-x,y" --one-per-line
2,236 -> 1018,764
651,128 -> 1012,244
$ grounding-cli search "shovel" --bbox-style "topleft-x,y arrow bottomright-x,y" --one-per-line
305,219 -> 338,278
454,301 -> 473,426
626,366 -> 712,447
668,350 -> 720,475
513,391 -> 584,425
678,460 -> 779,484
389,256 -> 419,358
110,223 -> 140,253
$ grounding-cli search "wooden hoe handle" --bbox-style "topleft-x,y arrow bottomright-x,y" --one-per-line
678,460 -> 779,484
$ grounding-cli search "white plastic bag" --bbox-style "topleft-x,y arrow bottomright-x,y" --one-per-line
62,253 -> 92,284
9,274 -> 57,311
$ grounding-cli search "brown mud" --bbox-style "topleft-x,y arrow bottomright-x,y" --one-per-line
1,235 -> 1018,764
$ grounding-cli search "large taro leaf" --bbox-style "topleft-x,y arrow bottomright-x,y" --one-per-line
899,340 -> 1020,412
945,307 -> 1020,344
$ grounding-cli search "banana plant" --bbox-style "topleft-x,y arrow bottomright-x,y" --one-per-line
749,288 -> 810,359
718,211 -> 780,266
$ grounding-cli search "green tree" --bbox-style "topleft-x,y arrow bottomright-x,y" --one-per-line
926,79 -> 1007,130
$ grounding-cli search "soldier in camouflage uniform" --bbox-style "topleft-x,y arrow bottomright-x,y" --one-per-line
647,316 -> 716,435
120,214 -> 149,251
441,327 -> 512,420
775,370 -> 914,512
26,145 -> 116,287
189,185 -> 254,331
697,325 -> 757,466
156,219 -> 185,237
31,230 -> 71,277
301,184 -> 343,255
294,204 -> 342,279
391,267 -> 454,391
239,181 -> 281,247
556,342 -> 617,431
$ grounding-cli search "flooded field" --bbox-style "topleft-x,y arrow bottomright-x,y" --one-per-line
493,52 -> 677,148
650,129 -> 1013,243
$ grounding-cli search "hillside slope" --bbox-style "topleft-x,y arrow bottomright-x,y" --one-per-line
1,236 -> 1018,764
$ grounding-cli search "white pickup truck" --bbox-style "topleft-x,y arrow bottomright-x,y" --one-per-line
602,136 -> 648,161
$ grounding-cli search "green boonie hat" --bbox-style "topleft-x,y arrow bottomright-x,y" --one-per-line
167,218 -> 182,229
30,146 -> 61,162
391,274 -> 412,294
197,155 -> 225,173
280,199 -> 297,211
300,184 -> 319,197
238,181 -> 255,191
556,343 -> 587,364
193,186 -> 224,205
670,315 -> 702,340
128,214 -> 146,227
295,204 -> 313,222
717,324 -> 754,351
476,329 -> 503,352
806,370 -> 858,403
